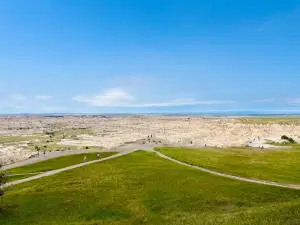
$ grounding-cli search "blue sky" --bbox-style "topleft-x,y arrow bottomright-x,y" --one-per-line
1,0 -> 300,114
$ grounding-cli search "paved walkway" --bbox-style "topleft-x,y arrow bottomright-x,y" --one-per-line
7,172 -> 42,177
152,150 -> 300,190
3,148 -> 138,187
2,142 -> 151,171
2,149 -> 107,170
2,143 -> 153,187
3,142 -> 300,190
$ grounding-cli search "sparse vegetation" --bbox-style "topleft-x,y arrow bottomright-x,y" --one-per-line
0,135 -> 40,144
237,117 -> 300,125
26,142 -> 103,152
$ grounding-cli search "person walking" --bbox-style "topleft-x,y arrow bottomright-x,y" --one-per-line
83,156 -> 87,163
97,153 -> 100,160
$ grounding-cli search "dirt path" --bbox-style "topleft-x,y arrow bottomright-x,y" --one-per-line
152,150 -> 300,190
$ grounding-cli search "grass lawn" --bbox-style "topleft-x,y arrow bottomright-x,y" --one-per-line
156,146 -> 300,185
4,152 -> 117,181
237,117 -> 300,125
6,174 -> 37,182
1,151 -> 300,224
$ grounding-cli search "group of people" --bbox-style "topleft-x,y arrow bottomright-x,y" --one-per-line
83,153 -> 101,163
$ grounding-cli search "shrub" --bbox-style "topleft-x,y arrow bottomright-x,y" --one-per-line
0,164 -> 8,205
281,135 -> 296,144
281,135 -> 289,140
288,137 -> 296,144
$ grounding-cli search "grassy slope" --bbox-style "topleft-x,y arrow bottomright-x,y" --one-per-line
6,174 -> 35,182
156,147 -> 300,184
5,152 -> 116,178
1,151 -> 300,224
237,117 -> 300,125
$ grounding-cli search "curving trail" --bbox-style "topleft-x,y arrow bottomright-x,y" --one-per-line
152,150 -> 300,190
7,172 -> 42,177
4,142 -> 300,191
2,149 -> 115,171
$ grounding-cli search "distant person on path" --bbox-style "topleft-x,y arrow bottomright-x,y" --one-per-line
43,151 -> 46,157
97,153 -> 100,159
84,156 -> 87,163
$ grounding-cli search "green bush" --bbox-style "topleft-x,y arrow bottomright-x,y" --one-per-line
281,135 -> 289,140
288,137 -> 296,144
281,135 -> 296,144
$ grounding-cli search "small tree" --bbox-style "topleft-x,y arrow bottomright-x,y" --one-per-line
281,135 -> 289,141
281,135 -> 296,144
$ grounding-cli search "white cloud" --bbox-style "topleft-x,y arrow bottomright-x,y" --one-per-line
9,94 -> 27,101
133,99 -> 235,107
73,88 -> 135,107
287,98 -> 300,104
36,95 -> 53,100
252,98 -> 275,103
73,88 -> 235,107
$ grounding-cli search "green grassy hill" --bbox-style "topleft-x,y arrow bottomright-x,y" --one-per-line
156,147 -> 300,184
5,152 -> 117,182
1,151 -> 300,224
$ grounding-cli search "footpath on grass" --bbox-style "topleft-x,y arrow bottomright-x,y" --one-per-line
151,149 -> 300,190
3,149 -> 113,170
3,143 -> 153,187
3,149 -> 138,187
3,141 -> 300,190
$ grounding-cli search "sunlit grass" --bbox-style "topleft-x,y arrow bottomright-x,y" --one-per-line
156,146 -> 300,184
4,152 -> 116,181
1,151 -> 300,224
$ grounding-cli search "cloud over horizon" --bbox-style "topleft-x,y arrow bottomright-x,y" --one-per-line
287,98 -> 300,104
73,88 -> 236,107
252,98 -> 275,103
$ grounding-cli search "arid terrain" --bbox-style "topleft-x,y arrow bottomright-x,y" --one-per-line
1,115 -> 300,165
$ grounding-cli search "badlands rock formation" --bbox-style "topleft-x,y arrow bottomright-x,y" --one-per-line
1,115 -> 300,164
